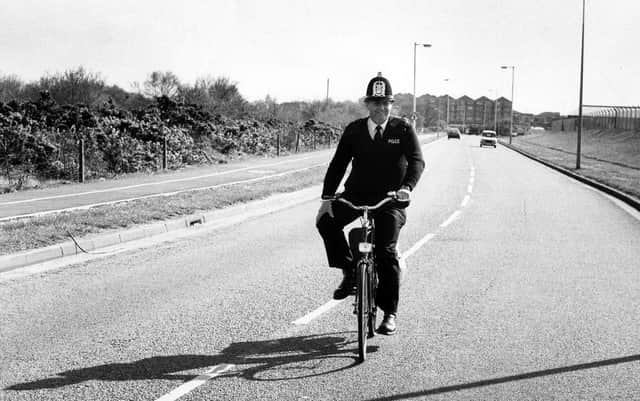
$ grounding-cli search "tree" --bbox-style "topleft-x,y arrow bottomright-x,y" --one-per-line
0,74 -> 24,102
179,75 -> 247,118
31,67 -> 106,105
143,71 -> 181,98
250,95 -> 279,120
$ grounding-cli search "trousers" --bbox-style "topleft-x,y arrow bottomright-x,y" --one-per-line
316,200 -> 406,314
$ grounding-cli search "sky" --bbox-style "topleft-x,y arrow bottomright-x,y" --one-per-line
1,0 -> 639,115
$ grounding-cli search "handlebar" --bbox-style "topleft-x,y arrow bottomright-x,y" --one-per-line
323,192 -> 401,212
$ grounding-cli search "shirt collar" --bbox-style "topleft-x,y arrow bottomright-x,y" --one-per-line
367,117 -> 389,139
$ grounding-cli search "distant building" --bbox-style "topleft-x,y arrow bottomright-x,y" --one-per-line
394,92 -> 559,134
533,112 -> 561,129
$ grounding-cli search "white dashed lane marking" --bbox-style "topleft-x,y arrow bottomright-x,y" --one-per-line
154,364 -> 234,401
440,210 -> 463,227
153,137 -> 453,401
293,300 -> 344,325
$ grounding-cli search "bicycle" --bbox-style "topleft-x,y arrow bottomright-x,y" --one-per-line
325,192 -> 402,363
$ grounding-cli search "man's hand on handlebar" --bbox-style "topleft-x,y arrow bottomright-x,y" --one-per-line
316,198 -> 334,224
396,188 -> 411,202
387,187 -> 411,204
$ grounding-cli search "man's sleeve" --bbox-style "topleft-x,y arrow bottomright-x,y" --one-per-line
400,123 -> 425,191
321,126 -> 353,197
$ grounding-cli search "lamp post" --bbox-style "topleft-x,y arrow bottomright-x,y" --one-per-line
576,0 -> 586,169
444,78 -> 450,127
413,42 -> 432,130
501,65 -> 515,144
489,88 -> 498,132
326,77 -> 330,103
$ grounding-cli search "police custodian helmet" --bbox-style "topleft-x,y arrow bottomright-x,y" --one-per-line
365,72 -> 394,102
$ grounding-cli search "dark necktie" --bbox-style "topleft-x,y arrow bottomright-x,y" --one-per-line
374,125 -> 382,142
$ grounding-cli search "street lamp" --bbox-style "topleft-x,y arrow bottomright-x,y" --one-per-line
576,0 -> 586,169
490,88 -> 498,132
444,78 -> 450,127
413,42 -> 432,130
501,65 -> 515,144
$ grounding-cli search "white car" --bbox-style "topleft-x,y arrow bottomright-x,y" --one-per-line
480,130 -> 497,148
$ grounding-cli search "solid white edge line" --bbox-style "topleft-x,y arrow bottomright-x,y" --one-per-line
155,364 -> 234,401
582,185 -> 640,222
461,195 -> 471,208
467,184 -> 473,193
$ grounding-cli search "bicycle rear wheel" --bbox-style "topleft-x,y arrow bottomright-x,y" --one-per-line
357,261 -> 368,362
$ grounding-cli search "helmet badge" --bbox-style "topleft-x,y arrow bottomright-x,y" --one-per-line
373,80 -> 386,97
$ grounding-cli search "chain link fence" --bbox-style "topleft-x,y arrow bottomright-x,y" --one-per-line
552,105 -> 640,131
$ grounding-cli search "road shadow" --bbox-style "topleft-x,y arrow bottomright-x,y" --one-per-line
6,331 -> 376,391
364,354 -> 640,400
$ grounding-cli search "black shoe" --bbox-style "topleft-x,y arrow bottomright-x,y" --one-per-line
333,268 -> 355,300
377,313 -> 397,335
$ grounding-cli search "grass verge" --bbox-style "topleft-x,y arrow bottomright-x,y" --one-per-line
0,166 -> 326,255
507,129 -> 640,200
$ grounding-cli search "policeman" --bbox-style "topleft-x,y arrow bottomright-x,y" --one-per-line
316,72 -> 425,335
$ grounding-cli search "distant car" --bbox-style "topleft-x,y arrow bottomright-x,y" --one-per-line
480,130 -> 497,148
447,128 -> 461,140
467,126 -> 480,135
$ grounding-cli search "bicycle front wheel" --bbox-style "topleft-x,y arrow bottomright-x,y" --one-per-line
367,263 -> 378,338
357,261 -> 368,362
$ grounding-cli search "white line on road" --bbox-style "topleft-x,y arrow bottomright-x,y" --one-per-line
467,184 -> 473,193
292,299 -> 345,325
150,137 -> 447,401
154,364 -> 234,401
291,146 -> 472,327
3,137 -> 440,209
582,185 -> 640,222
0,163 -> 328,222
440,210 -> 462,228
402,233 -> 436,259
0,156 -> 317,206
291,232 -> 436,326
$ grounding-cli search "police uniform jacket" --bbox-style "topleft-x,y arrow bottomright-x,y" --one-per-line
321,116 -> 425,204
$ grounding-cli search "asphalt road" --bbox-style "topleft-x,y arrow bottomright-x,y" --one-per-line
2,135 -> 640,400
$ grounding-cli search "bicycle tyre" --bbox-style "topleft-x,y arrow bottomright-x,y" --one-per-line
357,261 -> 368,362
367,264 -> 377,338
